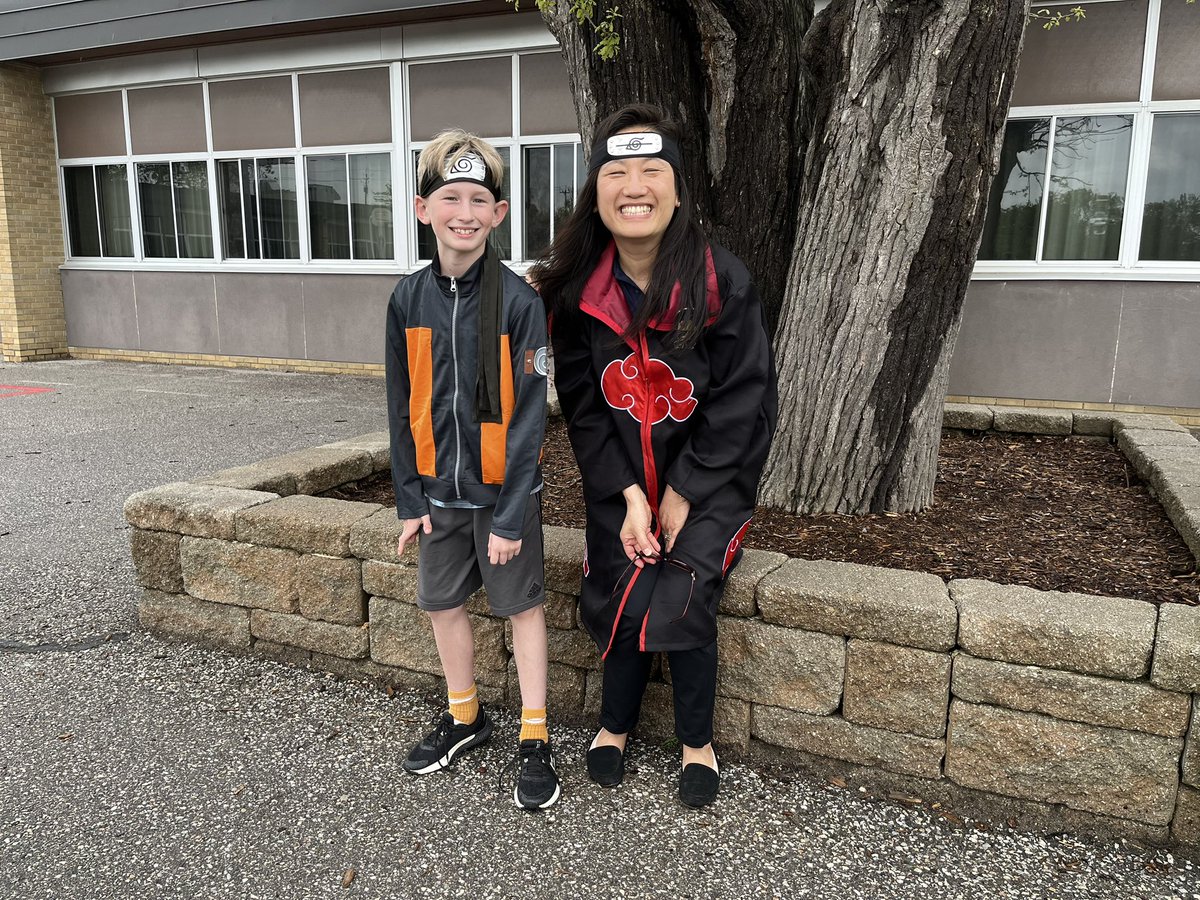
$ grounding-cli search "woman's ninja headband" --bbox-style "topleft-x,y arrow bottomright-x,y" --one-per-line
588,131 -> 683,174
418,150 -> 502,201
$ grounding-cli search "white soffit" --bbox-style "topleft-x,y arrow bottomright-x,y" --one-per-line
198,29 -> 387,77
42,49 -> 200,95
401,12 -> 556,59
40,12 -> 556,93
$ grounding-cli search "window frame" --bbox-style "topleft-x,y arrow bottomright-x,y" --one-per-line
54,52 -> 581,274
973,0 -> 1200,281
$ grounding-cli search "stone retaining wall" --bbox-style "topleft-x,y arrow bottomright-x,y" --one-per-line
126,409 -> 1200,849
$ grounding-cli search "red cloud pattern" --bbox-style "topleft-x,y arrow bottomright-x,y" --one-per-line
601,353 -> 697,425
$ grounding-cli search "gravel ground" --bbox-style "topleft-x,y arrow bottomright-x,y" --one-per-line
1,359 -> 1198,900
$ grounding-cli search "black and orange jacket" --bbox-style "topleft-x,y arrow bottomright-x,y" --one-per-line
384,254 -> 548,540
553,241 -> 778,653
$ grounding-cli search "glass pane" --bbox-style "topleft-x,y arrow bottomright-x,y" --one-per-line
299,68 -> 391,146
54,92 -> 126,159
519,53 -> 576,135
208,76 -> 295,153
979,119 -> 1049,261
128,83 -> 206,155
308,154 -> 350,260
96,164 -> 133,257
63,166 -> 101,257
258,158 -> 299,260
1042,116 -> 1133,262
172,161 -> 212,259
137,163 -> 177,258
524,145 -> 551,260
414,147 -> 510,261
1011,0 -> 1147,106
1140,115 -> 1200,262
493,147 -> 511,261
241,159 -> 261,259
552,142 -> 576,238
408,58 -> 512,141
218,160 -> 245,259
349,153 -> 393,260
1153,0 -> 1200,101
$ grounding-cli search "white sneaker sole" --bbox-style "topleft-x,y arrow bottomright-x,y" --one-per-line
514,780 -> 561,810
405,721 -> 492,775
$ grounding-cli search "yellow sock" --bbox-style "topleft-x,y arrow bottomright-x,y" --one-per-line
520,707 -> 549,743
448,684 -> 479,725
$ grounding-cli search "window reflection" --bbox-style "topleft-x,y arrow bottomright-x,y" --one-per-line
1042,115 -> 1133,261
1140,114 -> 1200,262
979,119 -> 1049,260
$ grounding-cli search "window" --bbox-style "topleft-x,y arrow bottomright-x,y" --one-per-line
1042,116 -> 1133,261
136,161 -> 213,259
307,153 -> 394,260
1140,114 -> 1200,261
979,116 -> 1134,262
218,158 -> 300,260
524,143 -> 584,259
413,147 -> 511,261
55,55 -> 582,267
62,164 -> 133,258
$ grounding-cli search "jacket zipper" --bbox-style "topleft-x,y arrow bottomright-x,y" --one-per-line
450,275 -> 462,500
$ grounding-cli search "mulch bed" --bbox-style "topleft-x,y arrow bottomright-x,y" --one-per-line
328,417 -> 1199,606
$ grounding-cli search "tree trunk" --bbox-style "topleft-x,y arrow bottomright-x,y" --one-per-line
760,0 -> 1027,514
543,0 -> 1027,515
540,0 -> 809,333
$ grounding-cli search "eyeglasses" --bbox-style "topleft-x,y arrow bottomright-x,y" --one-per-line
609,552 -> 697,624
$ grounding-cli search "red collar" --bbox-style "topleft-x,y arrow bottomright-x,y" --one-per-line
579,242 -> 720,344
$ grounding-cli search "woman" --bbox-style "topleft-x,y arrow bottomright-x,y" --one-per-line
533,104 -> 777,807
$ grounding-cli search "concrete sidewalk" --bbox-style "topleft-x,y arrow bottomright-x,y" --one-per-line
1,359 -> 1196,900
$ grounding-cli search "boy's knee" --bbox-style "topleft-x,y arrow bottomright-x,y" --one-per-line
426,604 -> 469,623
509,604 -> 545,625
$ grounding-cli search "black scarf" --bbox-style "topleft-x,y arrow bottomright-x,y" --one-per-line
475,241 -> 503,424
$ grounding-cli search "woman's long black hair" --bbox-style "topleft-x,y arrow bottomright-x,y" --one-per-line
531,104 -> 710,352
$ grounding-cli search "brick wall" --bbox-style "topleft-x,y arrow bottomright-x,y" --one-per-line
0,64 -> 67,362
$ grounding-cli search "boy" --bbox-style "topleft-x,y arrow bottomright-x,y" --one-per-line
384,130 -> 557,810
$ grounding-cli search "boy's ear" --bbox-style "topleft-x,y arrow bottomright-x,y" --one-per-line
491,198 -> 510,228
414,195 -> 431,225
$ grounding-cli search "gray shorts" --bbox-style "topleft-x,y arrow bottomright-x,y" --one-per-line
416,494 -> 546,617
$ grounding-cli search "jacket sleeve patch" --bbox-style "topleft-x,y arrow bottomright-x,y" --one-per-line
525,347 -> 549,376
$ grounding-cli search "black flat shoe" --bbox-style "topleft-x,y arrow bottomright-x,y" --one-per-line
679,761 -> 720,808
586,743 -> 625,787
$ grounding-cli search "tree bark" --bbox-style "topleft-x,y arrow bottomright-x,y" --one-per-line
760,0 -> 1027,514
544,0 -> 1028,515
540,0 -> 809,333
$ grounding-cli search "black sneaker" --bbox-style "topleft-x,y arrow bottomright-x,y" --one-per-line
402,707 -> 493,775
508,739 -> 561,810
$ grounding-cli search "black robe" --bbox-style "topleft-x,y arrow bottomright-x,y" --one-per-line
552,242 -> 778,654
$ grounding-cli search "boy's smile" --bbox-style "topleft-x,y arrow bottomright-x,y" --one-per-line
415,182 -> 508,276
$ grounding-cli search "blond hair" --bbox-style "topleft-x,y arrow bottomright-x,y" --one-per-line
416,129 -> 505,195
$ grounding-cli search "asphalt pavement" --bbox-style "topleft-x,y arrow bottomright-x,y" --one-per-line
1,359 -> 1198,900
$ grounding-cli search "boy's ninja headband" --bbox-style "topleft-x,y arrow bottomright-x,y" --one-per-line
418,150 -> 502,201
588,131 -> 683,174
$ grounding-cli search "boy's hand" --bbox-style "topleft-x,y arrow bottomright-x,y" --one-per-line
397,516 -> 431,556
620,485 -> 660,567
487,533 -> 522,566
659,486 -> 691,554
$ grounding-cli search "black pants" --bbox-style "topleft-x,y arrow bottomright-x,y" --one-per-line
598,563 -> 718,748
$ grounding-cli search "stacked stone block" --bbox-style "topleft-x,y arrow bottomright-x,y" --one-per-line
128,412 -> 1200,849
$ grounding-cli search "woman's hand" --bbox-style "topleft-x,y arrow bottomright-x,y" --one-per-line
620,485 -> 660,567
487,533 -> 522,566
397,515 -> 432,556
659,486 -> 691,554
